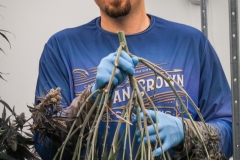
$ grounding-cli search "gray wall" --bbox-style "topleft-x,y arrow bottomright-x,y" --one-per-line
0,0 -> 235,158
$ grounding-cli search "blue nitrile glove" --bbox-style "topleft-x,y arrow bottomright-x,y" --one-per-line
132,109 -> 184,156
91,51 -> 138,97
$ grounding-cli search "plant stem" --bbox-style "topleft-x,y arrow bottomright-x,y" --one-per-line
90,101 -> 106,160
72,136 -> 80,160
137,81 -> 167,160
108,109 -> 126,159
141,58 -> 211,134
101,104 -> 109,158
53,90 -> 100,160
122,110 -> 128,160
140,58 -> 210,159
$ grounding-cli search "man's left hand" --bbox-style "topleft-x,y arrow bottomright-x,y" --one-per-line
132,109 -> 184,156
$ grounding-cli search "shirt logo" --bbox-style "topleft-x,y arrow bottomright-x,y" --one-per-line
72,63 -> 187,121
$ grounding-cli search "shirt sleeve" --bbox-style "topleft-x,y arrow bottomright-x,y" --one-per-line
35,37 -> 74,108
198,39 -> 232,158
172,118 -> 230,159
34,37 -> 74,160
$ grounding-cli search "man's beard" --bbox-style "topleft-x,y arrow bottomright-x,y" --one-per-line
104,0 -> 131,18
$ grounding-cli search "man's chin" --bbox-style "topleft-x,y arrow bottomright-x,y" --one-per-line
106,12 -> 129,18
105,6 -> 131,18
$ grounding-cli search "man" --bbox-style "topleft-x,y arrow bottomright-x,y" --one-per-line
34,0 -> 232,159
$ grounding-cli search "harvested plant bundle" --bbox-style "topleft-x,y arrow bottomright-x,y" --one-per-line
31,31 -> 226,160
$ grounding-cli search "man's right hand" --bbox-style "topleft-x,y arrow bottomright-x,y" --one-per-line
91,50 -> 138,97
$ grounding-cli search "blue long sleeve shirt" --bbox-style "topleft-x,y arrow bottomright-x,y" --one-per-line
34,14 -> 232,159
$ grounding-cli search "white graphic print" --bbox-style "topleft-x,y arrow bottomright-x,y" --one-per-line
72,63 -> 187,122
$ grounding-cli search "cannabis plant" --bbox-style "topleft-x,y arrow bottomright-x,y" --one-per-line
28,87 -> 76,151
0,5 -> 12,81
31,31 -> 226,160
0,99 -> 40,160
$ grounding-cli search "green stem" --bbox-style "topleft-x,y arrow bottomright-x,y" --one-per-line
119,31 -> 154,159
133,76 -> 153,159
89,102 -> 106,160
72,137 -> 80,160
134,144 -> 141,160
85,93 -> 105,159
137,81 -> 167,160
127,108 -> 133,160
140,58 -> 210,159
104,44 -> 124,99
141,58 -> 210,134
107,109 -> 126,159
101,105 -> 109,158
53,89 -> 100,160
122,111 -> 128,160
75,91 -> 103,160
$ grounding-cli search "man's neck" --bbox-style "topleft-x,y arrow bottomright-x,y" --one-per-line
100,11 -> 150,35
